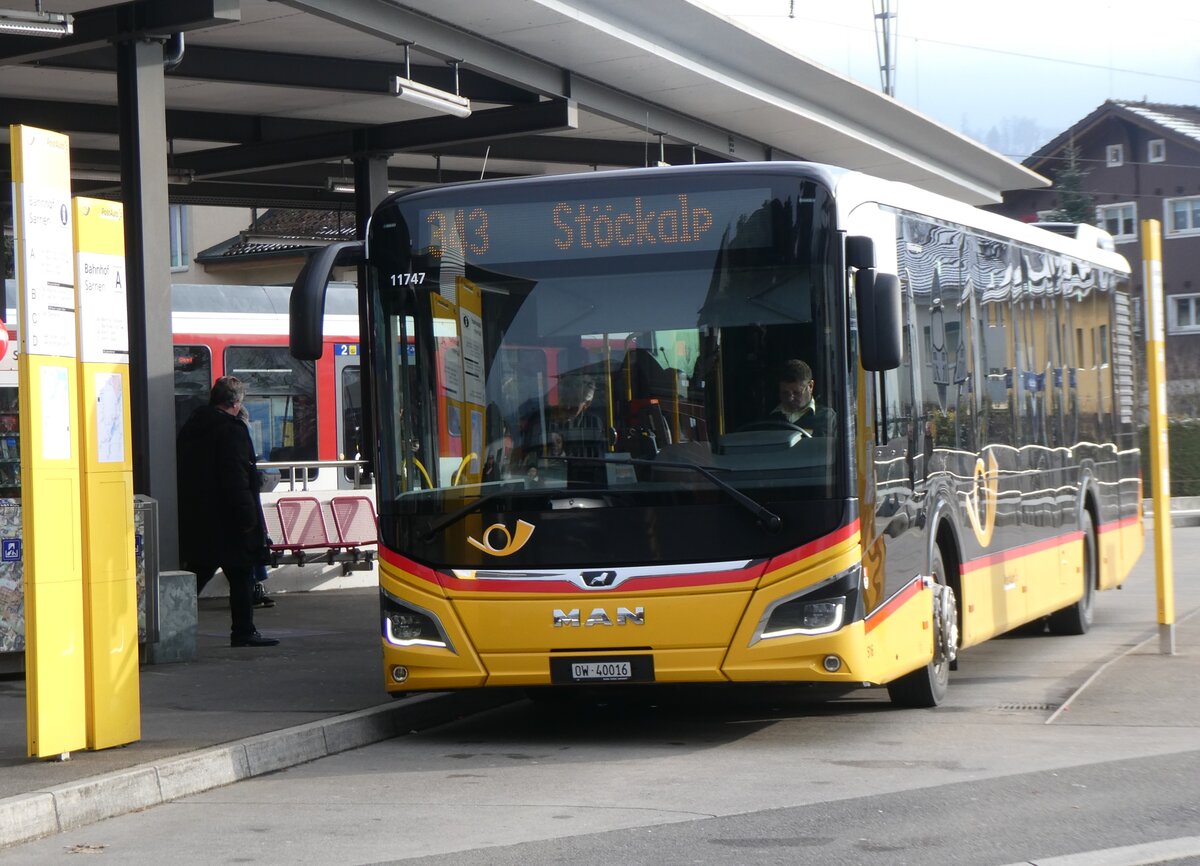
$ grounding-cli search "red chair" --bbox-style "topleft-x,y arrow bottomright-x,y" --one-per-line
276,496 -> 340,565
329,495 -> 378,548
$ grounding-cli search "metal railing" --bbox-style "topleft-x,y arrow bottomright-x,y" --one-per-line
258,459 -> 371,492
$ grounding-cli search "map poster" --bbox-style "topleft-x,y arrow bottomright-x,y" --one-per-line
12,125 -> 76,360
74,199 -> 128,365
93,372 -> 125,464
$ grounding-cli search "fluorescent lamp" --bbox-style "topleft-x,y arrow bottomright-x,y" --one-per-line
390,76 -> 471,119
72,168 -> 195,185
327,177 -> 408,195
0,8 -> 73,36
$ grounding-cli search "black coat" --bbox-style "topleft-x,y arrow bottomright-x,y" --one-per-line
176,405 -> 267,569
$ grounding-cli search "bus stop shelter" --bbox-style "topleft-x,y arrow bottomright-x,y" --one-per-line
0,0 -> 1047,569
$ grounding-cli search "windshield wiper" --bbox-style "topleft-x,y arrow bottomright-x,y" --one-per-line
419,455 -> 781,542
420,489 -> 512,543
419,484 -> 611,542
545,455 -> 781,531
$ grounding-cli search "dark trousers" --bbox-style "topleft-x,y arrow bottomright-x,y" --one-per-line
192,560 -> 257,639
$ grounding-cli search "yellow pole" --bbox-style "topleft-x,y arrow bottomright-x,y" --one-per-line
1141,218 -> 1174,654
12,124 -> 88,758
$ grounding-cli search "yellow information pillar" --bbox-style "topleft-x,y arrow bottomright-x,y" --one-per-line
1141,218 -> 1175,654
73,198 -> 139,748
11,124 -> 87,758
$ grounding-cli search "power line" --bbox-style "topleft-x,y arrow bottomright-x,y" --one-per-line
734,10 -> 1200,88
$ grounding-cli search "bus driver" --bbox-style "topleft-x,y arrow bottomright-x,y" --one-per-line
766,359 -> 835,437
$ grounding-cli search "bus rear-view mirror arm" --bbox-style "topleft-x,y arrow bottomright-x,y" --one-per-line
290,240 -> 365,360
856,269 -> 902,372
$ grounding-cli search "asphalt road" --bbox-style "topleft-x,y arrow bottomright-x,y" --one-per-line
5,525 -> 1199,865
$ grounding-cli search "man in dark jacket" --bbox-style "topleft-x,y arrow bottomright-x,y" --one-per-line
766,359 -> 836,437
177,376 -> 279,647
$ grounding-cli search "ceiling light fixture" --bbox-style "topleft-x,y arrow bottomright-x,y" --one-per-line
0,4 -> 73,37
71,167 -> 195,185
326,178 -> 408,195
392,44 -> 471,119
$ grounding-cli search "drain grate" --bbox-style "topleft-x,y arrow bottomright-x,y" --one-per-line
992,702 -> 1059,712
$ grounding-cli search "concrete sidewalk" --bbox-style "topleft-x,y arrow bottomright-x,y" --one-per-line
0,586 -> 1196,851
0,588 -> 514,849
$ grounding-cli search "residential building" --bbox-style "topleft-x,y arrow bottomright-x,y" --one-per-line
989,100 -> 1200,415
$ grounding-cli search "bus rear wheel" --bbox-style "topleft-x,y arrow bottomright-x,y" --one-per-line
887,547 -> 957,708
1048,510 -> 1096,635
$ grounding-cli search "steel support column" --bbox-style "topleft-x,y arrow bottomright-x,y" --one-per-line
118,36 -> 179,569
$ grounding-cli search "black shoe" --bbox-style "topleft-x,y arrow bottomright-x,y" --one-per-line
231,632 -> 279,647
253,591 -> 276,608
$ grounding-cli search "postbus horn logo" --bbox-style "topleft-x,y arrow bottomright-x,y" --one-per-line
966,451 -> 999,547
467,520 -> 535,556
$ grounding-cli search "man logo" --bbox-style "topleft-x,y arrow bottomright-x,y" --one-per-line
581,570 -> 618,588
553,607 -> 646,627
466,520 -> 535,556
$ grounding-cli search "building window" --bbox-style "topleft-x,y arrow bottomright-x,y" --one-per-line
1170,294 -> 1200,334
1106,144 -> 1124,167
169,204 -> 189,272
1166,196 -> 1200,237
1096,202 -> 1137,242
1148,139 -> 1166,163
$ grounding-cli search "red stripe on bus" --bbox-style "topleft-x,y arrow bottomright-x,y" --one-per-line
961,530 -> 1084,574
863,576 -> 924,634
379,546 -> 441,585
379,545 -> 763,593
763,519 -> 860,576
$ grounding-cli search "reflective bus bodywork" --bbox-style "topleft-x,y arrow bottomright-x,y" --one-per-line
293,163 -> 1142,706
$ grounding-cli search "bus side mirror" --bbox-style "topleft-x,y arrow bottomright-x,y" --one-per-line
846,235 -> 875,270
290,240 -> 365,360
857,270 -> 902,371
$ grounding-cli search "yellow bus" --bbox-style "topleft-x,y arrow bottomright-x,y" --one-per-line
292,162 -> 1143,706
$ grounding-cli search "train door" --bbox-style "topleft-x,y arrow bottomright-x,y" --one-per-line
333,342 -> 364,489
173,343 -> 213,435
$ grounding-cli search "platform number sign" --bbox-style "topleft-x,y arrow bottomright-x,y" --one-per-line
2,538 -> 20,562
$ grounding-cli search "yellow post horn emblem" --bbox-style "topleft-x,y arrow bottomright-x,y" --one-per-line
467,520 -> 536,556
966,451 -> 998,547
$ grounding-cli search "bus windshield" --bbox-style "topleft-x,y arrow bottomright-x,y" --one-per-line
369,171 -> 844,566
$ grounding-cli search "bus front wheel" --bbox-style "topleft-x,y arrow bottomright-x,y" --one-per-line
887,547 -> 957,708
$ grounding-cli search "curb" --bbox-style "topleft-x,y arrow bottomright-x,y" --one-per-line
0,690 -> 516,850
1046,606 -> 1200,726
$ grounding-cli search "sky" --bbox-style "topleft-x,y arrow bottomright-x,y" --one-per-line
702,0 -> 1200,161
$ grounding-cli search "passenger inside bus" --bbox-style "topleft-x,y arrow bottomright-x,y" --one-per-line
519,372 -> 607,464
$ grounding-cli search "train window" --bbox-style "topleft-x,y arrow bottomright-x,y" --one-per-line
225,346 -> 317,473
173,344 -> 212,435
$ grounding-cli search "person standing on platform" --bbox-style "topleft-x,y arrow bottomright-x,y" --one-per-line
177,376 -> 279,647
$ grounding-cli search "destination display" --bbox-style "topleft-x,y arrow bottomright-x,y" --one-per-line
416,187 -> 773,264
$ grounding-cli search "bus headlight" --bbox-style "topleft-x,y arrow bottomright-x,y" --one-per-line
381,590 -> 455,652
752,565 -> 860,644
761,596 -> 846,639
